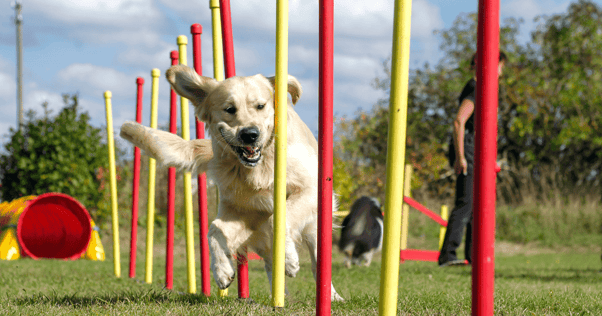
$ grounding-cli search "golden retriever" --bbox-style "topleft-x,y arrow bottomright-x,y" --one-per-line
120,65 -> 343,301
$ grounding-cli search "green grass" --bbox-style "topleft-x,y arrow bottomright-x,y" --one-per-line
2,245 -> 602,315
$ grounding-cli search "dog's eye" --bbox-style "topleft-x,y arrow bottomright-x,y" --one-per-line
225,107 -> 236,114
257,104 -> 265,110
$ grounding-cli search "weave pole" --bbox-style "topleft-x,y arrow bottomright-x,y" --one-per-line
129,77 -> 144,279
378,0 -> 412,314
210,0 -> 228,298
191,23 -> 212,297
145,69 -> 160,284
472,0 -> 500,314
272,0 -> 288,308
166,51 -> 179,290
103,90 -> 120,278
218,0 -> 250,299
177,35 -> 198,294
317,0 -> 334,314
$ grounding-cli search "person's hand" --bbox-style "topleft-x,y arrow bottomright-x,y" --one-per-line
454,156 -> 468,175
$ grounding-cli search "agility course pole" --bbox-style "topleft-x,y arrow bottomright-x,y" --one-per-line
218,0 -> 250,299
378,0 -> 412,314
210,0 -> 228,297
439,205 -> 448,250
103,90 -> 121,278
316,0 -> 334,314
145,69 -> 160,284
400,164 -> 412,250
271,0 -> 288,308
177,35 -> 198,294
129,77 -> 144,278
473,0 -> 500,314
166,51 -> 179,290
210,0 -> 225,82
191,23 -> 212,297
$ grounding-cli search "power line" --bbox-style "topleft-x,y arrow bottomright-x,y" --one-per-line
12,1 -> 23,132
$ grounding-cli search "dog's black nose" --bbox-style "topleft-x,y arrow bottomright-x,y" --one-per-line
239,127 -> 260,144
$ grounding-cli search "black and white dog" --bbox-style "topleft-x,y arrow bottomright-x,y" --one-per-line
338,196 -> 384,268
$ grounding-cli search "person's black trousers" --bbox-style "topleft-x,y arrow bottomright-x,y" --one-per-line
438,134 -> 474,265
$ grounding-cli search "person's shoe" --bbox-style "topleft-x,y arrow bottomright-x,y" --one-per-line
439,259 -> 467,267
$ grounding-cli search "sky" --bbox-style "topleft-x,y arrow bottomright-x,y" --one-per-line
0,0 -> 593,151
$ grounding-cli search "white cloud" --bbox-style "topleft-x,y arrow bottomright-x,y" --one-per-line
502,0 -> 571,22
0,72 -> 16,103
27,0 -> 162,27
57,63 -> 134,97
334,55 -> 382,82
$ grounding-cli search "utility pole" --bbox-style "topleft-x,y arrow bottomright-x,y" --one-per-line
13,1 -> 23,131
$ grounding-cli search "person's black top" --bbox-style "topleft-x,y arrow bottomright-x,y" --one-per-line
458,78 -> 476,133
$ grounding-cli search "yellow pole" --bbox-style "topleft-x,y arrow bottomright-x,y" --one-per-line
439,205 -> 448,251
400,164 -> 412,250
378,0 -> 412,314
272,0 -> 288,308
103,91 -> 121,278
144,69 -> 160,284
210,0 -> 225,82
210,0 -> 227,296
178,35 -> 197,294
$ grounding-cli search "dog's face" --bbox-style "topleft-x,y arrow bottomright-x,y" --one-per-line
166,65 -> 302,168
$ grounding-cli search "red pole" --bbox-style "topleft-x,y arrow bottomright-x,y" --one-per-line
473,0 -> 499,314
218,0 -> 249,299
166,51 -> 179,290
317,0 -> 333,314
129,77 -> 144,279
191,23 -> 211,298
219,0 -> 236,78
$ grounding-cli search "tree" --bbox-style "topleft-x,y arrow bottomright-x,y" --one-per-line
0,94 -> 112,221
333,0 -> 602,206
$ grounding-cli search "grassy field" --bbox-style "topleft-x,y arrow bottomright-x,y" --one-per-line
2,240 -> 602,315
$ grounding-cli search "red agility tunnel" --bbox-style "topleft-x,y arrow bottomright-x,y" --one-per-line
16,193 -> 92,260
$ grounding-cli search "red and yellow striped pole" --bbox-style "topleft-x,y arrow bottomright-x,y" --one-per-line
378,0 -> 412,314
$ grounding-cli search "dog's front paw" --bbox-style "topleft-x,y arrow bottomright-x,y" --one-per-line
285,258 -> 300,278
332,292 -> 345,302
212,261 -> 235,290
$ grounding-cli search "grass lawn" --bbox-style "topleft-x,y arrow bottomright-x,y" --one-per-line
2,242 -> 602,315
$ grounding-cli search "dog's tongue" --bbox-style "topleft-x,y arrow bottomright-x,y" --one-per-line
245,146 -> 256,154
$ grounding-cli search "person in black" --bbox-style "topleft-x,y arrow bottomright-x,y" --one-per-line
438,51 -> 507,267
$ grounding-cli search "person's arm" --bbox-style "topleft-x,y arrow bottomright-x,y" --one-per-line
453,98 -> 475,175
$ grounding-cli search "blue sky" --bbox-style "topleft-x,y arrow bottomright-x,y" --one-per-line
0,0 -> 594,150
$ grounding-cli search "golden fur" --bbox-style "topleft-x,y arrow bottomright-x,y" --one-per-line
120,65 -> 343,301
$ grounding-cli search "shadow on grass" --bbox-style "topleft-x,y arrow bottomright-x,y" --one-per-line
495,267 -> 602,284
12,288 -> 286,313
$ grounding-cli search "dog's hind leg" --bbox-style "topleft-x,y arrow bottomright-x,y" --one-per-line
303,224 -> 345,302
208,213 -> 252,290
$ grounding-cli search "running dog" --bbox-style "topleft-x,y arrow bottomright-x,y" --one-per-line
338,196 -> 383,268
120,65 -> 343,301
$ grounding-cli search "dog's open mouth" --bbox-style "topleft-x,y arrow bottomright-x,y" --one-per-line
234,146 -> 262,166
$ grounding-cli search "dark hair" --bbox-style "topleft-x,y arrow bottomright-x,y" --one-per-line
470,51 -> 507,69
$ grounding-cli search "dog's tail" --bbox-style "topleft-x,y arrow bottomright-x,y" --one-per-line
120,121 -> 213,174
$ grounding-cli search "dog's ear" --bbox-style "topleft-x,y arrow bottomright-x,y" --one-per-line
166,65 -> 218,106
266,75 -> 303,105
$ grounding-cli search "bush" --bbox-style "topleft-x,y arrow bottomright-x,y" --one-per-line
0,95 -> 111,222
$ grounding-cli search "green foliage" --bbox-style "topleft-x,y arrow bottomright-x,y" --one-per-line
334,0 -> 602,205
0,95 -> 111,221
